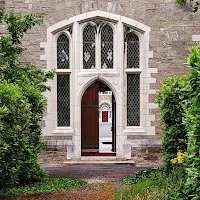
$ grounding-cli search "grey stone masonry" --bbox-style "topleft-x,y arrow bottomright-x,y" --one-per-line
3,0 -> 200,137
2,0 -> 200,164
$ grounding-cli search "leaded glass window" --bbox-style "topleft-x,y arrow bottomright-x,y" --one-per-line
83,25 -> 95,69
57,34 -> 69,69
101,25 -> 113,69
127,74 -> 140,126
57,75 -> 70,126
127,32 -> 139,68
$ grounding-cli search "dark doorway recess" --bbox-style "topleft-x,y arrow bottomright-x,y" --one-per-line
81,80 -> 116,156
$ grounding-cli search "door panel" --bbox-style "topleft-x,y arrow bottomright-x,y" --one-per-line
112,94 -> 116,152
81,82 -> 99,151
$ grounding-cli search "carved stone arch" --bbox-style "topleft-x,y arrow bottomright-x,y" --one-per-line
100,102 -> 112,110
79,76 -> 118,106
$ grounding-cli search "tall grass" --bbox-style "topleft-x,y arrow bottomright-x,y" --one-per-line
116,167 -> 186,200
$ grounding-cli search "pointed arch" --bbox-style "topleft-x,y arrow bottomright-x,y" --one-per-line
126,32 -> 139,69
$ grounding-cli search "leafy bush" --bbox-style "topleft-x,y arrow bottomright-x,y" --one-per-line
183,45 -> 200,200
0,9 -> 54,187
156,74 -> 190,168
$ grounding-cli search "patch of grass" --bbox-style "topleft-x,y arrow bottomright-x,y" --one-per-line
122,166 -> 166,185
116,166 -> 186,200
0,178 -> 87,197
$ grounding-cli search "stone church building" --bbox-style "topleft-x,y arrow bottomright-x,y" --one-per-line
1,0 -> 200,166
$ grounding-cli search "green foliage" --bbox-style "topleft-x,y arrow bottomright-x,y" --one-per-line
156,74 -> 190,168
3,9 -> 43,44
0,178 -> 87,197
183,45 -> 200,200
176,0 -> 200,12
117,167 -> 186,200
0,9 -> 54,187
122,166 -> 166,185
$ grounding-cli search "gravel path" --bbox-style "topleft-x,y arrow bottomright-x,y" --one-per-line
5,165 -> 148,200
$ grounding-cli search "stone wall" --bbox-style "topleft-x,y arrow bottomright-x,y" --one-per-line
37,136 -> 72,167
131,146 -> 164,167
2,0 -> 200,137
2,0 -> 200,164
38,149 -> 67,167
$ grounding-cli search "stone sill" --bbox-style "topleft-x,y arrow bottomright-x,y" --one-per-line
125,139 -> 162,147
52,127 -> 75,135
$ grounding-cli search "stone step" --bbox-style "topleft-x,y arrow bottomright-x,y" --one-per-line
63,160 -> 135,166
80,156 -> 127,161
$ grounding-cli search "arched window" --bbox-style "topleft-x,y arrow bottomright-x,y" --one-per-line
127,74 -> 140,126
101,25 -> 113,69
57,75 -> 70,126
57,34 -> 70,127
126,32 -> 139,68
126,31 -> 140,126
83,24 -> 95,69
57,34 -> 69,69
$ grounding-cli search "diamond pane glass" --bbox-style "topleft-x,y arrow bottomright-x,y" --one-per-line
101,25 -> 113,69
127,74 -> 140,126
57,34 -> 69,69
57,75 -> 70,126
83,25 -> 95,69
127,32 -> 139,68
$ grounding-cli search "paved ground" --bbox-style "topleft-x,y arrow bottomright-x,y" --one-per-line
46,164 -> 148,183
7,165 -> 149,200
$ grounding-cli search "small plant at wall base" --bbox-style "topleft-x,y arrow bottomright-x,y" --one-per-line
176,0 -> 200,12
0,8 -> 54,187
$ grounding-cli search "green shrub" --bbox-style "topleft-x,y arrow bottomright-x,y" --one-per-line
156,74 -> 190,168
0,9 -> 54,187
183,45 -> 200,200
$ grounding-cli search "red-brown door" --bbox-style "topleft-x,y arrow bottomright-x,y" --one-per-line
81,82 -> 99,153
102,111 -> 108,122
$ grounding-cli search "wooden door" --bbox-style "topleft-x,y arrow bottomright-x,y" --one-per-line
112,94 -> 116,152
81,82 -> 99,153
102,111 -> 108,122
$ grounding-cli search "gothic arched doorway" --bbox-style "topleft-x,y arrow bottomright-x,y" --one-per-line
81,80 -> 116,156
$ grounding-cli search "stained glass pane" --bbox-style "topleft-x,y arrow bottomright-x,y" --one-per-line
83,25 -> 95,69
57,34 -> 69,69
101,25 -> 113,69
127,32 -> 139,68
127,74 -> 140,126
57,75 -> 70,126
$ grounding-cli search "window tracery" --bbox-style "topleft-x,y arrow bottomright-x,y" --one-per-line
101,25 -> 114,69
57,34 -> 69,69
83,25 -> 96,69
